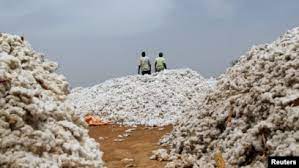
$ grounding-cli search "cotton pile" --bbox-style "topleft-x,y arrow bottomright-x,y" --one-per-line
154,27 -> 299,167
69,69 -> 215,126
0,33 -> 104,167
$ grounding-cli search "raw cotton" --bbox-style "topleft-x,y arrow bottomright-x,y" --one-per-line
154,27 -> 299,167
68,69 -> 215,126
0,33 -> 104,167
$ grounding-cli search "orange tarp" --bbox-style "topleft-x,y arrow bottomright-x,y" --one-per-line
84,115 -> 111,126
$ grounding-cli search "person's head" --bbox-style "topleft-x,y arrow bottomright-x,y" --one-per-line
141,51 -> 146,57
159,52 -> 163,57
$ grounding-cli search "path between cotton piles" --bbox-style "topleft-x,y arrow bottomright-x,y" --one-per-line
89,125 -> 173,168
69,69 -> 215,167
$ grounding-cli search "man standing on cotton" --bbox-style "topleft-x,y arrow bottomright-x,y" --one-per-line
155,52 -> 167,72
138,51 -> 151,75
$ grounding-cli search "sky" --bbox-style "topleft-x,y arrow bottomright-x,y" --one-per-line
1,0 -> 299,87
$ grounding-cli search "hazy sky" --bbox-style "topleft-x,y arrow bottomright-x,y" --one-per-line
1,0 -> 299,87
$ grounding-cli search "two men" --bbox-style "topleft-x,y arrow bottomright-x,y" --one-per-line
138,51 -> 167,75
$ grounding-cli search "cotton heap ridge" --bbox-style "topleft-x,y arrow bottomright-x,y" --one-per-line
154,27 -> 299,168
69,69 -> 215,126
0,33 -> 104,167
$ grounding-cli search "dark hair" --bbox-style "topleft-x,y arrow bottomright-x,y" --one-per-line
159,52 -> 163,57
141,51 -> 146,57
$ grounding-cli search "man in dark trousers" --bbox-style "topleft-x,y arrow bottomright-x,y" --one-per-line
138,51 -> 151,75
155,52 -> 167,72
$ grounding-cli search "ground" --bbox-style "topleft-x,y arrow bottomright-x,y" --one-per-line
89,125 -> 173,168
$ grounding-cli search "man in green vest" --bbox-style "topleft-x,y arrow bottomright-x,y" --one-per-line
138,51 -> 151,75
155,52 -> 167,72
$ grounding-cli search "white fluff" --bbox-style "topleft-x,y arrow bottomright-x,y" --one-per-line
156,27 -> 299,168
68,69 -> 216,126
0,33 -> 104,168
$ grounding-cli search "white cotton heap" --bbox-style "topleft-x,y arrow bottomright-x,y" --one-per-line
68,69 -> 216,126
153,27 -> 299,168
0,33 -> 104,167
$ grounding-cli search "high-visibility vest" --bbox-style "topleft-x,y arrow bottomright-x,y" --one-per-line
155,57 -> 166,71
139,56 -> 150,71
